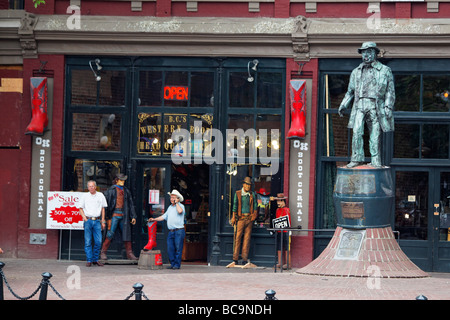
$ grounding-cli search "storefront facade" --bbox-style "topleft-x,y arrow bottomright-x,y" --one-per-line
1,1 -> 450,272
61,56 -> 286,265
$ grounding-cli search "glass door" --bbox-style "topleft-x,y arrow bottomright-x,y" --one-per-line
394,168 -> 450,272
136,163 -> 171,258
136,162 -> 211,264
394,169 -> 432,271
434,170 -> 450,272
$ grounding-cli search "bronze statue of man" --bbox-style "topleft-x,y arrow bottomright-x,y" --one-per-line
338,42 -> 395,168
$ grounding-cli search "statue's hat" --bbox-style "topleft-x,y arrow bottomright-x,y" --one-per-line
357,42 -> 380,54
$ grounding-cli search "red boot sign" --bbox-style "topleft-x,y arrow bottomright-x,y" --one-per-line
26,77 -> 49,136
287,80 -> 306,140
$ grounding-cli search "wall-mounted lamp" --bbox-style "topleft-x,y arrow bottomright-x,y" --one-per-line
89,58 -> 102,81
247,59 -> 259,82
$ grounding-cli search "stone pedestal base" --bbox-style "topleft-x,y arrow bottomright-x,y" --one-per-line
297,227 -> 428,278
137,249 -> 163,270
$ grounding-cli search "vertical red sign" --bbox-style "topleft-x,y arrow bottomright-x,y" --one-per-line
287,80 -> 306,140
26,77 -> 48,136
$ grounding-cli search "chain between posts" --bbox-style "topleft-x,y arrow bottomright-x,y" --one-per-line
0,261 -> 151,300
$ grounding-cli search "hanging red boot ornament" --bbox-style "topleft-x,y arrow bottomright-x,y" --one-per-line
143,220 -> 157,251
287,80 -> 306,140
25,77 -> 48,136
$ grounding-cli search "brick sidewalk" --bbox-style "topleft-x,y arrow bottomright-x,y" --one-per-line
1,258 -> 449,301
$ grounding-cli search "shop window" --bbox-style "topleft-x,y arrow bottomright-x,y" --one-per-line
191,72 -> 215,108
71,70 -> 126,106
256,72 -> 283,109
71,113 -> 122,152
322,113 -> 349,158
66,61 -> 129,200
163,113 -> 188,155
229,72 -> 254,108
395,171 -> 428,240
225,69 -> 284,230
394,75 -> 420,112
225,164 -> 282,229
137,112 -> 214,156
165,71 -> 189,107
423,75 -> 450,112
255,114 -> 281,158
139,71 -> 163,106
138,70 -> 214,108
394,123 -> 449,159
138,113 -> 162,155
9,0 -> 24,9
137,70 -> 215,157
65,158 -> 123,192
394,123 -> 420,158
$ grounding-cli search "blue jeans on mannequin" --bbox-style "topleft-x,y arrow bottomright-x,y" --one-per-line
167,228 -> 185,269
107,215 -> 123,240
84,219 -> 102,263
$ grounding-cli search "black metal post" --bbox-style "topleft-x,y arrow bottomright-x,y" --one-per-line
264,289 -> 277,300
273,232 -> 278,273
39,272 -> 52,300
133,283 -> 144,300
0,262 -> 4,300
280,231 -> 283,273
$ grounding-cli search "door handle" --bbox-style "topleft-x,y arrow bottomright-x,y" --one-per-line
434,203 -> 440,215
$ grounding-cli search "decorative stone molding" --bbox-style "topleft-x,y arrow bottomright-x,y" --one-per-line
291,15 -> 310,61
8,13 -> 450,60
18,12 -> 38,59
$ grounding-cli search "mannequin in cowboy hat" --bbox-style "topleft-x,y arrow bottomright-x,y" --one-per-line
338,41 -> 395,168
227,177 -> 258,268
101,173 -> 138,261
149,189 -> 186,269
270,193 -> 291,269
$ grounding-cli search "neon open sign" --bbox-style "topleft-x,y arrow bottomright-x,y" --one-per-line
164,86 -> 189,101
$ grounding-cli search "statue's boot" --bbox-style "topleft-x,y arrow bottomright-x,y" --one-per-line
100,238 -> 111,260
125,241 -> 138,260
346,161 -> 360,168
369,156 -> 381,168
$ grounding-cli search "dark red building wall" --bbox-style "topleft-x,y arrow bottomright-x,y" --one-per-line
26,1 -> 450,18
0,67 -> 23,257
0,56 -> 65,259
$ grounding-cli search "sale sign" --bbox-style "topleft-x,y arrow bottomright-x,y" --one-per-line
46,191 -> 84,229
149,190 -> 160,204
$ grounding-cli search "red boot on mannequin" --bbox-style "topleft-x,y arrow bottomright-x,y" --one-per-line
143,220 -> 157,251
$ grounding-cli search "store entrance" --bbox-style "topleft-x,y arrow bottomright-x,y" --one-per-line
394,167 -> 450,272
137,162 -> 210,264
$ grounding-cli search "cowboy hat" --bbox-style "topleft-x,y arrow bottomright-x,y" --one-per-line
357,42 -> 380,54
273,193 -> 288,200
168,189 -> 184,202
242,177 -> 252,185
116,173 -> 128,181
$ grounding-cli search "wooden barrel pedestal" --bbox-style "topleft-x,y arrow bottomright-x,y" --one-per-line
138,250 -> 163,270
